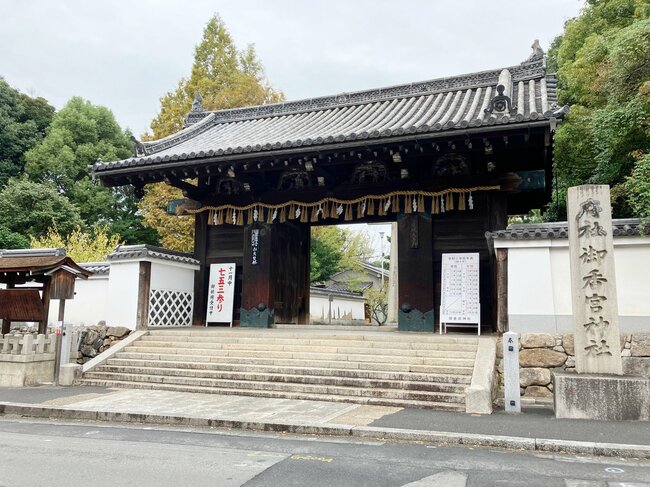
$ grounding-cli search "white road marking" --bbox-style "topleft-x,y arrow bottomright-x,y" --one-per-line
401,470 -> 467,486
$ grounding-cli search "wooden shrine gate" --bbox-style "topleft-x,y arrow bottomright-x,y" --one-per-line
91,43 -> 566,333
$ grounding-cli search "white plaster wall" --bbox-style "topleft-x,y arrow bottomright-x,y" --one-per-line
106,261 -> 140,329
310,294 -> 365,322
48,277 -> 109,326
498,237 -> 650,333
507,246 -> 554,317
150,262 -> 195,292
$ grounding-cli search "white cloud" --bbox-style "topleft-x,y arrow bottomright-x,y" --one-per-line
0,0 -> 582,136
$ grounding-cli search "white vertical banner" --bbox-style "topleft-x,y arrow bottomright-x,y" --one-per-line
206,263 -> 236,325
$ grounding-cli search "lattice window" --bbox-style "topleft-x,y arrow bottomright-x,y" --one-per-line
148,289 -> 193,327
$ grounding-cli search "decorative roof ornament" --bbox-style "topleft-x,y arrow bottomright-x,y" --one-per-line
130,135 -> 147,157
524,39 -> 545,63
191,92 -> 205,113
485,69 -> 517,116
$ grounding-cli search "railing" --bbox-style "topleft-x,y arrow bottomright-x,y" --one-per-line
0,333 -> 56,357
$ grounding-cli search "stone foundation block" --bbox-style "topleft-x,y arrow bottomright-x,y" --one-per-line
0,358 -> 54,387
553,372 -> 650,421
623,357 -> 650,379
59,364 -> 82,386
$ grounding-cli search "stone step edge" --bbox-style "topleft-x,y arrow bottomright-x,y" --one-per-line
114,353 -> 476,369
132,340 -> 478,357
146,330 -> 479,343
75,379 -> 464,410
81,372 -> 466,402
122,345 -> 476,365
138,336 -> 479,348
92,365 -> 471,389
1,402 -> 647,459
103,359 -> 474,381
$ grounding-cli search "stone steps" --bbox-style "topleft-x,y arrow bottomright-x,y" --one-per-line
79,329 -> 479,411
83,370 -> 465,401
124,345 -> 476,361
94,365 -> 469,392
105,358 -> 473,382
139,335 -> 478,351
78,378 -> 465,411
114,351 -> 476,370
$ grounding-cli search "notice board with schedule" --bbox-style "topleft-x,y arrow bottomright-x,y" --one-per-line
439,252 -> 480,334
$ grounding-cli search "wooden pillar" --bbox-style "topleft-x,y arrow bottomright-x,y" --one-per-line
240,224 -> 274,327
241,222 -> 310,327
136,261 -> 151,330
496,248 -> 508,333
40,277 -> 51,335
2,280 -> 14,334
192,211 -> 209,326
397,213 -> 434,332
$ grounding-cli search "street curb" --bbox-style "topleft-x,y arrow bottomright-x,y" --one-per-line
1,402 -> 649,459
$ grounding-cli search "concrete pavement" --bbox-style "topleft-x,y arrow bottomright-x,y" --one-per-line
0,385 -> 649,459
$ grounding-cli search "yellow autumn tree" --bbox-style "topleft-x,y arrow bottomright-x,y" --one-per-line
140,14 -> 284,251
31,225 -> 122,263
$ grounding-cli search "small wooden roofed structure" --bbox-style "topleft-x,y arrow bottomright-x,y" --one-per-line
0,248 -> 92,334
91,42 -> 567,332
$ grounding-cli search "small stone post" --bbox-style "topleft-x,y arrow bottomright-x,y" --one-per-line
567,185 -> 622,375
503,331 -> 521,413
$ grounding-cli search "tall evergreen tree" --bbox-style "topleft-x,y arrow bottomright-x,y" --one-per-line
547,0 -> 650,219
140,14 -> 284,251
0,77 -> 54,188
24,97 -> 158,244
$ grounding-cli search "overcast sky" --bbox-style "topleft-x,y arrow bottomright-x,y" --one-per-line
1,0 -> 583,138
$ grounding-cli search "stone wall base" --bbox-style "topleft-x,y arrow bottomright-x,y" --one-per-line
0,359 -> 54,387
553,372 -> 650,421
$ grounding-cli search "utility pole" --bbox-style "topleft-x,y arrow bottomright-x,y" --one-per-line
379,231 -> 385,288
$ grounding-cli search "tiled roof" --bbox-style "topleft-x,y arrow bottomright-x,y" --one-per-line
486,219 -> 648,241
92,44 -> 566,177
80,262 -> 111,275
310,285 -> 364,298
0,248 -> 92,278
107,245 -> 199,266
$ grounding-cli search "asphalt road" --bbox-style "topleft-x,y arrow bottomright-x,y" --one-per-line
0,418 -> 649,487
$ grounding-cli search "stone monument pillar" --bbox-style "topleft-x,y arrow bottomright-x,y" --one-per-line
567,185 -> 623,375
554,185 -> 649,421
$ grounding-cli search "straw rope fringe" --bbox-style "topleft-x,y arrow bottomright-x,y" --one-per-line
192,186 -> 499,225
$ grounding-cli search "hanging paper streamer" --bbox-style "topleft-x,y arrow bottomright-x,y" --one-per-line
367,199 -> 375,216
193,186 -> 499,225
458,193 -> 466,211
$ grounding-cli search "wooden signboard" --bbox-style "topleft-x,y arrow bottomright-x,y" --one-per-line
206,263 -> 236,326
439,252 -> 481,335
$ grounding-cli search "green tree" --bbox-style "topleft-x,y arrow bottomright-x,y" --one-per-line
31,225 -> 122,262
23,96 -> 156,244
0,78 -> 54,187
0,225 -> 30,249
0,178 -> 82,238
310,226 -> 376,283
310,227 -> 344,282
547,0 -> 650,219
140,14 -> 284,251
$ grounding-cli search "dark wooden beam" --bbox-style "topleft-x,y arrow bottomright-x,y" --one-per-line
40,277 -> 51,335
192,211 -> 209,327
136,261 -> 151,330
